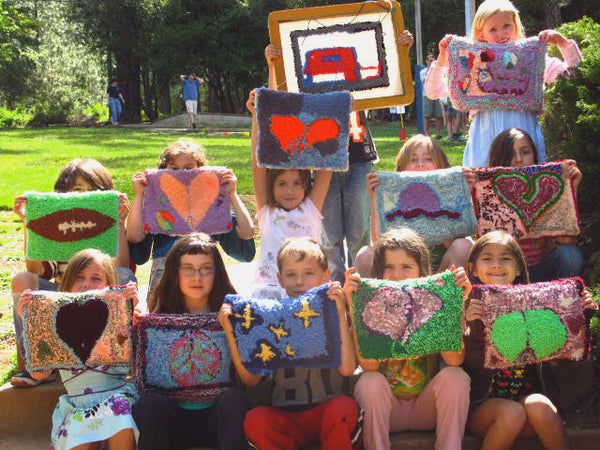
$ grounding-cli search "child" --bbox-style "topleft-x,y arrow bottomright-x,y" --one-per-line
127,140 -> 255,306
11,158 -> 133,387
219,237 -> 361,449
132,233 -> 251,449
107,78 -> 125,125
464,231 -> 597,448
246,90 -> 332,297
488,128 -> 584,282
355,134 -> 473,276
17,249 -> 139,450
425,0 -> 583,167
344,228 -> 471,450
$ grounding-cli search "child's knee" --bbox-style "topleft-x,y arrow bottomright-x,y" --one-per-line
354,245 -> 374,277
435,366 -> 470,394
523,394 -> 559,424
354,371 -> 389,402
244,406 -> 272,436
497,401 -> 528,429
445,238 -> 473,266
11,271 -> 39,294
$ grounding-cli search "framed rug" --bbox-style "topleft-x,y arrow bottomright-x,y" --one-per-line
268,1 -> 414,110
224,284 -> 341,375
256,87 -> 351,170
132,313 -> 234,402
375,167 -> 477,244
142,168 -> 232,236
351,271 -> 465,360
447,36 -> 546,111
23,287 -> 132,371
25,191 -> 120,261
473,162 -> 580,239
472,278 -> 590,369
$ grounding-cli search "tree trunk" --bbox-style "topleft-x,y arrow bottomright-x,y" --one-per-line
544,0 -> 562,29
142,65 -> 157,121
208,65 -> 222,112
157,74 -> 171,116
115,50 -> 142,122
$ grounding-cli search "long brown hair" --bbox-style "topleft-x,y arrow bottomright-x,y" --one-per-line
371,228 -> 431,279
158,141 -> 207,169
59,249 -> 118,292
149,233 -> 236,313
54,159 -> 114,192
488,128 -> 538,167
467,231 -> 529,285
394,134 -> 450,172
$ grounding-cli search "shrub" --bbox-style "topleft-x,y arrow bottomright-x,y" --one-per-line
0,107 -> 32,128
541,17 -> 600,283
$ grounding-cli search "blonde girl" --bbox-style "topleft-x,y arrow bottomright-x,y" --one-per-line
464,231 -> 597,448
11,158 -> 133,387
246,89 -> 332,297
132,233 -> 251,449
425,0 -> 583,167
355,134 -> 473,277
344,228 -> 472,450
17,249 -> 139,450
127,140 -> 255,300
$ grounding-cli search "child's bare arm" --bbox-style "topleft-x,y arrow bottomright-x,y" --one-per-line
220,169 -> 255,240
309,170 -> 333,212
265,44 -> 282,90
127,172 -> 148,243
366,171 -> 381,244
328,282 -> 357,376
218,304 -> 262,387
247,90 -> 269,212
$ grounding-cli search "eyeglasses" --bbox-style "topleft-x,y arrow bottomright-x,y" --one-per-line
179,266 -> 215,278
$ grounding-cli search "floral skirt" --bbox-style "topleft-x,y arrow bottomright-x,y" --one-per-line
49,387 -> 138,450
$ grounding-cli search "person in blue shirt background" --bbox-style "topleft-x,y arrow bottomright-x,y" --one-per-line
180,74 -> 201,130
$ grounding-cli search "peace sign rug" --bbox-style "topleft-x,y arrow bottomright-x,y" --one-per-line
472,278 -> 590,369
132,313 -> 234,402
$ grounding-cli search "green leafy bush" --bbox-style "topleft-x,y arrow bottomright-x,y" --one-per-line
541,17 -> 600,283
0,107 -> 32,128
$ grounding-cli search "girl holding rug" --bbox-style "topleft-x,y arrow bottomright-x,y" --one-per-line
17,249 -> 139,450
425,0 -> 582,167
11,158 -> 134,388
355,134 -> 473,277
487,128 -> 584,282
127,140 -> 255,303
246,90 -> 332,299
344,228 -> 471,450
132,233 -> 251,449
464,231 -> 597,448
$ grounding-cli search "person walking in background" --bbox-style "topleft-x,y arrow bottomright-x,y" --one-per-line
180,74 -> 201,130
420,56 -> 444,139
107,79 -> 125,125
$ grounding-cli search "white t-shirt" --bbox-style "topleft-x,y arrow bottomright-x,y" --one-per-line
254,197 -> 323,286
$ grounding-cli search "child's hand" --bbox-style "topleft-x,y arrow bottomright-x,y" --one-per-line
123,281 -> 139,309
218,303 -> 234,334
462,167 -> 477,191
246,90 -> 257,115
538,29 -> 569,47
264,43 -> 282,66
17,290 -> 34,319
118,194 -> 131,222
343,267 -> 361,304
582,290 -> 599,311
397,30 -> 414,49
13,195 -> 27,222
366,171 -> 380,201
220,169 -> 238,198
131,172 -> 148,197
451,265 -> 472,300
327,281 -> 347,312
465,299 -> 483,322
437,34 -> 456,66
563,159 -> 582,189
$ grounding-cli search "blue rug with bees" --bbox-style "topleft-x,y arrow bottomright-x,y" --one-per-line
224,284 -> 341,375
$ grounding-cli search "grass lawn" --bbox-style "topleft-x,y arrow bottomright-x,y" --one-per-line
0,122 -> 466,382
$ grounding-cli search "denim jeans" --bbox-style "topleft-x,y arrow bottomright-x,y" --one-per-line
109,97 -> 122,124
528,244 -> 584,282
321,162 -> 372,283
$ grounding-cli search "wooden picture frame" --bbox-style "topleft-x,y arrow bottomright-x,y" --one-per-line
268,1 -> 414,110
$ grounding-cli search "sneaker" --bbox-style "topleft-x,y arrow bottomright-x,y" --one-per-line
435,135 -> 443,140
10,370 -> 54,388
192,123 -> 196,129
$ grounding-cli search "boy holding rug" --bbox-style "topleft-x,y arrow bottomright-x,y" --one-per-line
219,237 -> 361,449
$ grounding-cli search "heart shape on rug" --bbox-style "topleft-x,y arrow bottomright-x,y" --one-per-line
362,286 -> 443,343
55,298 -> 109,363
492,171 -> 564,230
491,309 -> 567,364
160,172 -> 220,231
270,116 -> 339,158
